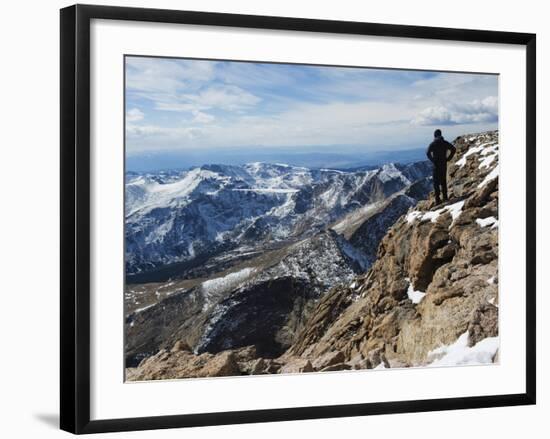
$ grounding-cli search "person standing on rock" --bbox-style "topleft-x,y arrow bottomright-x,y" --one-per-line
426,129 -> 456,205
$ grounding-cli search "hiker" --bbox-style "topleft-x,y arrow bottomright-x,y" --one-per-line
426,129 -> 456,205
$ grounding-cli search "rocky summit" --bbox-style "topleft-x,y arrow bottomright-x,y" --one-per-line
126,131 -> 499,380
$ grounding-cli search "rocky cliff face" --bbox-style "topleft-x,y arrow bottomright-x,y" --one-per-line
126,131 -> 499,380
285,131 -> 499,368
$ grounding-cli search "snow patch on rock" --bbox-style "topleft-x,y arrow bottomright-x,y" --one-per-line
426,332 -> 499,367
406,200 -> 465,227
478,143 -> 499,169
201,268 -> 255,296
456,144 -> 485,168
478,164 -> 499,188
455,141 -> 498,170
133,303 -> 155,314
476,216 -> 498,228
405,278 -> 426,304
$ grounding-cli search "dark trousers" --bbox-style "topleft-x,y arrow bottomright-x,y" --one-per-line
433,165 -> 448,200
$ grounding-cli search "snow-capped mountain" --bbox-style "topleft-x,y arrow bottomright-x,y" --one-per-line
125,161 -> 431,278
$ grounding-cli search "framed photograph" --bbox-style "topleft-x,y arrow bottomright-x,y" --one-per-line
60,4 -> 536,434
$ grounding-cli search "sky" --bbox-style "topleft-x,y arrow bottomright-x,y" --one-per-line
125,56 -> 498,170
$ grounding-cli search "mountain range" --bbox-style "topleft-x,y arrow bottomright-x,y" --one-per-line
125,132 -> 500,378
125,160 -> 432,280
124,159 -> 432,366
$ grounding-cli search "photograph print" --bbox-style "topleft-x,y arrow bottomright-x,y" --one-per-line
124,56 -> 499,381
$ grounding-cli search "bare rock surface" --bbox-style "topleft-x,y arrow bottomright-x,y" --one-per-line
126,349 -> 239,381
278,358 -> 314,374
312,350 -> 345,370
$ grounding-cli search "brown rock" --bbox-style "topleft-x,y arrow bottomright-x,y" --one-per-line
365,348 -> 390,369
468,303 -> 499,346
350,359 -> 369,370
320,362 -> 352,372
202,351 -> 239,377
347,354 -> 367,370
434,242 -> 457,261
263,359 -> 283,374
312,350 -> 345,370
409,225 -> 451,291
279,358 -> 314,374
251,358 -> 266,374
388,278 -> 409,300
126,349 -> 239,381
171,340 -> 191,353
465,177 -> 498,209
233,345 -> 258,362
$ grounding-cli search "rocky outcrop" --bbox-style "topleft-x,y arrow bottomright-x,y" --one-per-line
126,348 -> 240,381
279,358 -> 314,374
126,131 -> 499,380
286,131 -> 499,367
330,177 -> 432,270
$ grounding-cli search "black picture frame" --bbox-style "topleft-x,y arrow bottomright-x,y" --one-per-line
60,4 -> 536,434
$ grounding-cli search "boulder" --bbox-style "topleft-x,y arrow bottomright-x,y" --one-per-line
347,354 -> 368,370
468,303 -> 499,346
279,358 -> 314,374
171,340 -> 191,353
312,351 -> 345,370
365,348 -> 390,369
126,349 -> 239,381
319,362 -> 352,372
201,351 -> 239,377
233,345 -> 258,362
263,359 -> 283,374
238,357 -> 268,375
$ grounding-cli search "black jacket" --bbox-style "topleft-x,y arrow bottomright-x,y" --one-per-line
426,136 -> 456,167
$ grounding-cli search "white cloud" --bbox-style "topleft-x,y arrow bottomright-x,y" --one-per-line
127,100 -> 415,152
126,93 -> 498,154
126,124 -> 204,141
126,108 -> 144,122
192,110 -> 215,124
155,84 -> 261,113
126,124 -> 165,137
126,56 -> 261,115
194,84 -> 261,110
126,57 -> 216,94
125,58 -> 499,154
411,96 -> 498,126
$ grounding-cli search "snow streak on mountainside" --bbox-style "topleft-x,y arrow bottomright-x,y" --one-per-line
125,161 -> 431,278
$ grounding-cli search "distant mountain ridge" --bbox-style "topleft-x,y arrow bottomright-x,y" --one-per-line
125,147 -> 427,173
125,160 -> 432,279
